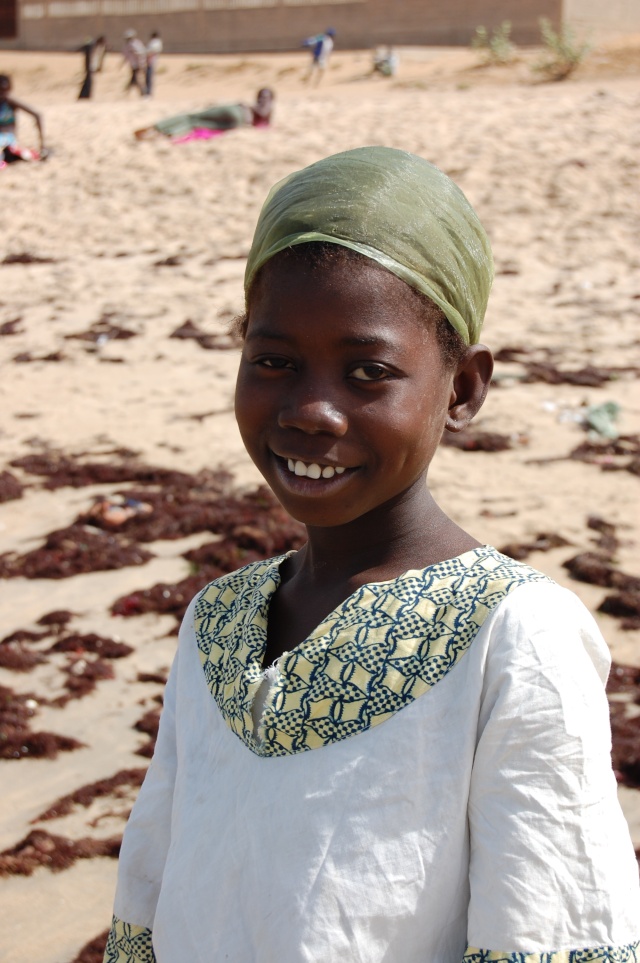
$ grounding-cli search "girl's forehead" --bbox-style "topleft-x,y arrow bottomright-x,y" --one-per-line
251,254 -> 423,320
247,258 -> 437,350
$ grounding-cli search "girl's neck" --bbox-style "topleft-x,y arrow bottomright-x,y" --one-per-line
291,485 -> 479,592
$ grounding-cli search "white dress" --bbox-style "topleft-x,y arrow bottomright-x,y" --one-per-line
104,546 -> 640,962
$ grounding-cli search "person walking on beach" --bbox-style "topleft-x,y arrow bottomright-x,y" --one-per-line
122,29 -> 147,96
303,27 -> 335,83
103,146 -> 640,963
77,35 -> 106,100
145,31 -> 163,96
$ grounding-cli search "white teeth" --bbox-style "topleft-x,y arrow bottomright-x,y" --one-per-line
284,458 -> 348,479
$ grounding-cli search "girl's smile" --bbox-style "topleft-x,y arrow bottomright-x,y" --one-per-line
235,255 -> 467,532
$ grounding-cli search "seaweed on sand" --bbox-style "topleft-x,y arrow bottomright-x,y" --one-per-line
169,318 -> 239,351
0,470 -> 23,502
607,663 -> 640,788
0,829 -> 120,877
134,707 -> 162,758
0,685 -> 84,760
70,931 -> 110,963
499,532 -> 571,562
562,517 -> 640,631
47,633 -> 133,659
35,768 -> 147,822
64,316 -> 137,343
440,428 -> 516,452
0,523 -> 153,579
9,450 -> 195,490
111,495 -> 306,629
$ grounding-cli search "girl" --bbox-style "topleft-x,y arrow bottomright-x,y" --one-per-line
104,147 -> 640,963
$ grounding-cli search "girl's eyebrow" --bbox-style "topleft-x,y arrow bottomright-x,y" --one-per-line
245,326 -> 290,342
246,327 -> 399,351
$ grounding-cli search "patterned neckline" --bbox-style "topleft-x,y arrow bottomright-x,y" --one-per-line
195,545 -> 550,757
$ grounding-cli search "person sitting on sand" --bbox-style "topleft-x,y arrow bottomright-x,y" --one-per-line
134,87 -> 274,141
0,74 -> 46,163
104,146 -> 640,963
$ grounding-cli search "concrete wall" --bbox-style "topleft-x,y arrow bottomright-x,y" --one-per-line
563,0 -> 640,37
0,0 -> 562,52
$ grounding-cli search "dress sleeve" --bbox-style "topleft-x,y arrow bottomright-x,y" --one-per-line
103,597 -> 196,962
464,583 -> 640,961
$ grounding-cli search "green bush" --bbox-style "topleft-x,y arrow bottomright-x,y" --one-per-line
471,21 -> 515,65
533,18 -> 590,81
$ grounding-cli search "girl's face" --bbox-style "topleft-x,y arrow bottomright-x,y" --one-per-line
235,256 -> 457,530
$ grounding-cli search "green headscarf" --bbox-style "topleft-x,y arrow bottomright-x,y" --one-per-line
244,146 -> 493,345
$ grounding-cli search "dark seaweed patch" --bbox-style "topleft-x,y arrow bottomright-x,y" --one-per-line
64,316 -> 137,343
51,657 -> 115,707
0,470 -> 24,502
607,664 -> 640,789
0,830 -> 120,877
169,318 -> 239,350
499,532 -> 571,561
70,931 -> 110,963
9,451 -> 193,490
134,708 -> 162,758
47,633 -> 134,659
0,685 -> 84,760
0,317 -> 24,335
441,429 -> 515,452
0,523 -> 153,579
2,253 -> 57,265
35,768 -> 147,821
561,517 -> 640,631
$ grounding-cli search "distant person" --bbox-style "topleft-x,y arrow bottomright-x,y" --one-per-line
372,46 -> 398,78
302,27 -> 335,84
0,73 -> 46,163
134,88 -> 274,141
77,35 -> 106,99
122,28 -> 147,96
145,30 -> 163,96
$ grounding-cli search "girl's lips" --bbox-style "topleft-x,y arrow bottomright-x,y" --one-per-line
271,453 -> 357,494
286,458 -> 346,480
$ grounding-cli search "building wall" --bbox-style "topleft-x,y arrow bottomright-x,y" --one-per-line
563,0 -> 640,36
0,0 -> 562,52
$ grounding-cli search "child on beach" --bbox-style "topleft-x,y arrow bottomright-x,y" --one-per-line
104,146 -> 640,963
0,74 -> 46,162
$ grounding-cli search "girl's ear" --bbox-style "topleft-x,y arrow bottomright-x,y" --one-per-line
445,344 -> 494,433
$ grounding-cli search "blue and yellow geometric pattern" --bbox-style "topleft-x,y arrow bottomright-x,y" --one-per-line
103,915 -> 156,963
194,545 -> 550,757
462,945 -> 640,961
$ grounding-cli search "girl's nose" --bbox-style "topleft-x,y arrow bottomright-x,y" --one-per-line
278,389 -> 348,436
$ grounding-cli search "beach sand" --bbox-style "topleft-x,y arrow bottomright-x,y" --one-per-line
1,38 -> 639,962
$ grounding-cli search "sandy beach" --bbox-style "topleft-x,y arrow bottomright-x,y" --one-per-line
1,37 -> 639,962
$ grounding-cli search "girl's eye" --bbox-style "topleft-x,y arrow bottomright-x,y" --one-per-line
258,357 -> 294,370
350,364 -> 390,382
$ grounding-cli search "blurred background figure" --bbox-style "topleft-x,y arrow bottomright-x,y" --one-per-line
145,30 -> 163,96
77,35 -> 106,99
0,73 -> 46,163
302,27 -> 335,84
122,29 -> 147,96
372,46 -> 398,78
134,87 -> 274,141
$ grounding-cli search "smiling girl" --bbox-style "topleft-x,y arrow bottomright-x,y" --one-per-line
104,147 -> 640,963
